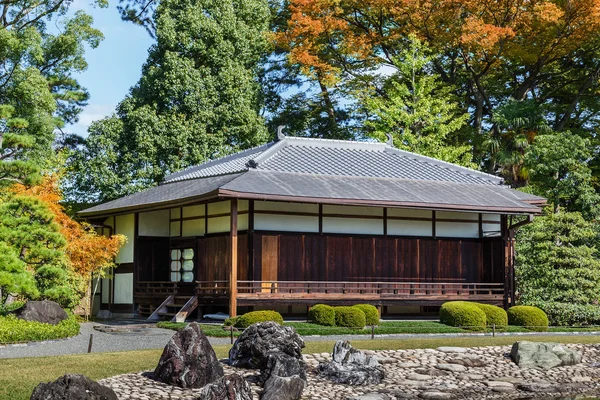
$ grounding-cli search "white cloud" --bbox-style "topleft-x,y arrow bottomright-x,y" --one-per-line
68,103 -> 116,138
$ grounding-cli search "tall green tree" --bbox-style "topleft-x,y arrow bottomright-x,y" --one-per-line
525,133 -> 600,219
516,212 -> 600,324
0,194 -> 78,307
0,6 -> 104,186
69,0 -> 271,203
360,36 -> 472,166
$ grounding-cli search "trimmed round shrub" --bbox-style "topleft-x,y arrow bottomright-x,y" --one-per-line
473,303 -> 508,327
353,304 -> 380,326
224,316 -> 240,327
334,306 -> 366,329
507,306 -> 549,332
308,304 -> 335,326
439,301 -> 486,331
234,310 -> 284,329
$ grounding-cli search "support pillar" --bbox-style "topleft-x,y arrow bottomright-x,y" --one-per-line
229,199 -> 238,318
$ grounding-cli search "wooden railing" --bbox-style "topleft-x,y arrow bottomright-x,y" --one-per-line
237,281 -> 504,299
136,280 -> 503,301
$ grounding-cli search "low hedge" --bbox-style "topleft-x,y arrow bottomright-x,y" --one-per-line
473,303 -> 508,327
308,304 -> 335,326
439,301 -> 486,331
334,306 -> 366,329
233,310 -> 284,328
531,302 -> 600,326
0,314 -> 80,344
353,304 -> 380,326
507,305 -> 548,332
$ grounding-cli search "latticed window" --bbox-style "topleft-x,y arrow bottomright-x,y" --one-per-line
170,248 -> 195,283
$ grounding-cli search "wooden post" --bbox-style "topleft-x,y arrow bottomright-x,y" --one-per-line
229,199 -> 238,318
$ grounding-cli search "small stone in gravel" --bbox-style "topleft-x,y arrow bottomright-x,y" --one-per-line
492,386 -> 516,393
397,362 -> 420,368
459,373 -> 484,381
435,363 -> 467,373
516,382 -> 559,392
436,347 -> 467,354
406,373 -> 431,381
418,390 -> 455,399
347,394 -> 392,400
484,381 -> 514,388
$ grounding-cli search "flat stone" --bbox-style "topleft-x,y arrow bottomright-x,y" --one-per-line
447,357 -> 486,367
347,394 -> 392,400
418,391 -> 455,399
484,381 -> 514,388
401,380 -> 426,386
436,347 -> 467,354
459,373 -> 484,380
571,376 -> 592,382
516,382 -> 559,392
406,373 -> 431,381
397,362 -> 420,368
435,363 -> 467,373
492,386 -> 516,393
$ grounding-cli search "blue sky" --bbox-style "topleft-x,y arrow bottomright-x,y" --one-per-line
68,3 -> 155,137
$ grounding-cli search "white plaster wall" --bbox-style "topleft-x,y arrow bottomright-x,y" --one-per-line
323,217 -> 383,235
255,200 -> 318,214
238,214 -> 248,231
113,273 -> 133,304
208,200 -> 231,215
183,205 -> 205,218
139,210 -> 170,236
482,214 -> 502,237
323,204 -> 383,216
208,216 -> 230,233
171,208 -> 181,219
388,208 -> 432,218
255,214 -> 319,232
388,220 -> 432,236
170,221 -> 181,237
101,278 -> 110,304
436,221 -> 479,238
182,218 -> 206,236
437,210 -> 479,221
115,214 -> 135,263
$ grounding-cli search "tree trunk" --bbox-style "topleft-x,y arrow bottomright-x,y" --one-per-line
317,73 -> 338,138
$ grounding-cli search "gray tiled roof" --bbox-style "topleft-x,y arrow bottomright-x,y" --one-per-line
80,136 -> 544,216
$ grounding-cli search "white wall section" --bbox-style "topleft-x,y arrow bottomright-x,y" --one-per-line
139,210 -> 170,236
115,214 -> 135,263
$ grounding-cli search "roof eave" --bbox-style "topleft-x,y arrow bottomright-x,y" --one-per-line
217,189 -> 543,215
77,190 -> 221,219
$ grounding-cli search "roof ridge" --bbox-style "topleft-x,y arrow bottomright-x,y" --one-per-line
164,142 -> 273,182
383,146 -> 502,184
247,139 -> 286,167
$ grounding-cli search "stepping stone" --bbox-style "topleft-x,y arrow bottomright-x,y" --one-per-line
516,382 -> 559,392
436,347 -> 467,353
406,373 -> 431,381
484,381 -> 514,388
418,391 -> 455,399
435,363 -> 467,373
347,394 -> 392,400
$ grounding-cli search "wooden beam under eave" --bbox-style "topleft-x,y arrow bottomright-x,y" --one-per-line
229,198 -> 238,318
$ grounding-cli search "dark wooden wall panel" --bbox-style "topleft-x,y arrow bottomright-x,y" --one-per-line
136,237 -> 169,282
248,233 -> 503,284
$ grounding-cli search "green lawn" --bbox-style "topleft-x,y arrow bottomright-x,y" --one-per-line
6,335 -> 600,400
157,320 -> 600,336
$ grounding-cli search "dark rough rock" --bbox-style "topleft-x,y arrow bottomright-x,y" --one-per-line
196,374 -> 253,400
260,352 -> 306,383
229,322 -> 304,369
14,300 -> 68,325
261,374 -> 305,400
447,357 -> 487,368
30,374 -> 117,400
516,382 -> 560,392
510,341 -> 582,369
154,322 -> 224,388
318,341 -> 384,385
413,368 -> 449,377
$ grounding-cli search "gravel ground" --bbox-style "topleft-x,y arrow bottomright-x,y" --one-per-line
3,322 -> 600,360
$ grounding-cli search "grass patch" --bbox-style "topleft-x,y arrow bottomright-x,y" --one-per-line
6,335 -> 600,400
0,315 -> 80,344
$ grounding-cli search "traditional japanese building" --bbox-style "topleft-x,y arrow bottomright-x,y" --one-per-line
79,134 -> 545,320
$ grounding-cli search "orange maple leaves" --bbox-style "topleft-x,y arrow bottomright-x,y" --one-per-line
279,0 -> 600,80
12,177 -> 125,280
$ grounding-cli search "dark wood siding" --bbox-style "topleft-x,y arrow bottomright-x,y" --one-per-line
251,233 -> 503,283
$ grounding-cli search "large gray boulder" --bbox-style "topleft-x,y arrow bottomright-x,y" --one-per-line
30,374 -> 117,400
229,322 -> 304,369
510,341 -> 581,369
154,322 -> 224,388
15,300 -> 68,325
260,352 -> 306,400
318,341 -> 384,385
195,374 -> 253,400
